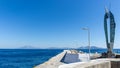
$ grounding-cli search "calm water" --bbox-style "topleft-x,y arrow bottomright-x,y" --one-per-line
0,49 -> 120,68
0,49 -> 62,68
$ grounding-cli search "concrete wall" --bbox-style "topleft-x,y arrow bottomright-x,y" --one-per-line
59,59 -> 120,68
111,61 -> 120,68
83,61 -> 110,68
59,60 -> 111,68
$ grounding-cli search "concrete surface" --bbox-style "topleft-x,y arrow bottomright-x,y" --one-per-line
34,50 -> 120,68
59,58 -> 120,68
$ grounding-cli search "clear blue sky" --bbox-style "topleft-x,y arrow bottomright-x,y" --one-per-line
0,0 -> 120,48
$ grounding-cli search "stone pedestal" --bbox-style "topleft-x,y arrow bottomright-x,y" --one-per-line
101,52 -> 115,58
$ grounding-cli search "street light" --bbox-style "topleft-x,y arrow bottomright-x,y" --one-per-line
82,27 -> 91,61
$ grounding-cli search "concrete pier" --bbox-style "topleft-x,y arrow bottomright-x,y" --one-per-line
34,50 -> 120,68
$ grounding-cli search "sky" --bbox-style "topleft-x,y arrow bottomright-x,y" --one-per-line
0,0 -> 120,48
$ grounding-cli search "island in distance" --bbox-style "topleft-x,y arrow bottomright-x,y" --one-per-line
78,46 -> 104,49
18,45 -> 38,49
17,45 -> 104,49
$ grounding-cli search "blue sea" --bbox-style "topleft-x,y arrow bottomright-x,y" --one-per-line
0,49 -> 120,68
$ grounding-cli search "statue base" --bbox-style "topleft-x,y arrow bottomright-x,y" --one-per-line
100,51 -> 115,58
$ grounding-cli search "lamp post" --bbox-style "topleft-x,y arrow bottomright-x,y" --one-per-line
82,27 -> 91,61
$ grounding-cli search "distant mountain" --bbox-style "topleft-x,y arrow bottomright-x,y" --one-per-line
18,46 -> 38,49
78,46 -> 104,49
17,46 -> 103,49
47,47 -> 75,49
46,46 -> 103,49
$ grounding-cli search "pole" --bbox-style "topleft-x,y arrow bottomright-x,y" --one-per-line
88,29 -> 91,60
82,28 -> 91,61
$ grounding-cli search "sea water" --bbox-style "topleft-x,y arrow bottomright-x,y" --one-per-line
0,49 -> 62,68
0,49 -> 120,68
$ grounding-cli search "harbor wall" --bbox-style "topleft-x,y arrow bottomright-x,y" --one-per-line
111,61 -> 120,68
59,59 -> 120,68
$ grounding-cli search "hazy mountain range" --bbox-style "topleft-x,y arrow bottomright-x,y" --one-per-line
18,46 -> 38,49
78,46 -> 104,49
18,45 -> 104,49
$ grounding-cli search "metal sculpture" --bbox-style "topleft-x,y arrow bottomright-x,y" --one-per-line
104,8 -> 116,57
